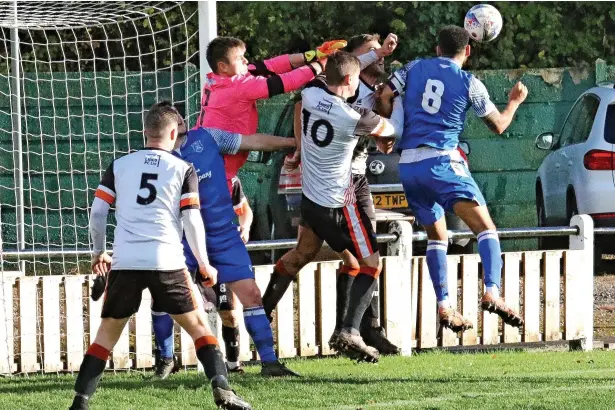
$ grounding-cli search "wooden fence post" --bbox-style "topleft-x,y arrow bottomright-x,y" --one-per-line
569,215 -> 594,351
385,220 -> 413,356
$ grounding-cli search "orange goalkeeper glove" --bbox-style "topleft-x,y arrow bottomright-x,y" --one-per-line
304,39 -> 347,62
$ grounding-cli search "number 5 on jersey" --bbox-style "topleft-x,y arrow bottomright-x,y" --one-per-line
137,173 -> 158,205
422,79 -> 444,114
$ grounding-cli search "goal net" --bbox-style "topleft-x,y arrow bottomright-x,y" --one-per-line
0,0 -> 203,374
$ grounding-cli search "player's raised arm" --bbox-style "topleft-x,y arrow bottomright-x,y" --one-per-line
89,161 -> 115,274
377,59 -> 419,117
206,128 -> 295,155
477,80 -> 528,135
180,164 -> 217,286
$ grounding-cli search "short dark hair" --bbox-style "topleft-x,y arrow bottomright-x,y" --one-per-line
344,34 -> 380,53
206,36 -> 245,74
438,25 -> 470,57
144,101 -> 181,140
325,51 -> 361,86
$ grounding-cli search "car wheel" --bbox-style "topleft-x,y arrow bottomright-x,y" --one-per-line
537,188 -> 565,250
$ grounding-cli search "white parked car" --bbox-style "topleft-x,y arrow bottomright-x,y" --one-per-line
535,85 -> 615,260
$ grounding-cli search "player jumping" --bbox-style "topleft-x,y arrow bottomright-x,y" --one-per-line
378,25 -> 526,332
70,102 -> 251,410
265,51 -> 403,363
268,33 -> 402,356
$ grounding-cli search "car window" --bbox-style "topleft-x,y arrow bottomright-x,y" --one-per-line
570,95 -> 600,145
605,104 -> 615,144
559,98 -> 584,148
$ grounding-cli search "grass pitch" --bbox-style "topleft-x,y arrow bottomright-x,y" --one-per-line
1,350 -> 614,409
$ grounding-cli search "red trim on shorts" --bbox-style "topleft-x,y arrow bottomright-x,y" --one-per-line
195,335 -> 219,351
342,206 -> 364,259
353,204 -> 374,255
87,343 -> 110,361
340,265 -> 360,277
359,267 -> 381,279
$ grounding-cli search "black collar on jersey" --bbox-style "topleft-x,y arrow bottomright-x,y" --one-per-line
359,76 -> 376,91
310,78 -> 345,99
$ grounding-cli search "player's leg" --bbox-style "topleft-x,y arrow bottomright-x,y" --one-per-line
262,222 -> 323,320
153,269 -> 251,410
228,277 -> 300,377
216,285 -> 243,374
399,159 -> 472,333
69,271 -> 143,410
434,154 -> 522,328
211,229 -> 299,377
453,200 -> 523,327
351,173 -> 399,355
333,203 -> 382,363
151,310 -> 177,379
330,250 -> 360,349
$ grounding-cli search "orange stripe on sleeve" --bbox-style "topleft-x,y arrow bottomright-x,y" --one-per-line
95,188 -> 115,204
180,197 -> 200,208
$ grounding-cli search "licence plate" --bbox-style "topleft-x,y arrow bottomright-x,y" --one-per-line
373,193 -> 408,209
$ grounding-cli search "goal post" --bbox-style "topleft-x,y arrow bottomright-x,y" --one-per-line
0,0 -> 216,374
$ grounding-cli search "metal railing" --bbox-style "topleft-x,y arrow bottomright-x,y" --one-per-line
2,226 -> 615,260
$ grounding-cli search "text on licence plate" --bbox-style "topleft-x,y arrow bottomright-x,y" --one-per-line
373,193 -> 408,209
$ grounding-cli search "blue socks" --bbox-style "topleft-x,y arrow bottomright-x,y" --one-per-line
426,240 -> 449,305
477,230 -> 502,296
152,312 -> 174,359
243,306 -> 277,363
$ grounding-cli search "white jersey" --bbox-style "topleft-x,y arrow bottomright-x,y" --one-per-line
349,78 -> 377,175
301,79 -> 397,208
94,148 -> 200,270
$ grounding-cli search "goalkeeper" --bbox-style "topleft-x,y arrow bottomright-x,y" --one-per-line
194,36 -> 348,194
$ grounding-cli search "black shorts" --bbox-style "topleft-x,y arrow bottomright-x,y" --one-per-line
101,269 -> 197,319
190,270 -> 236,312
352,173 -> 376,231
300,194 -> 378,260
299,173 -> 377,230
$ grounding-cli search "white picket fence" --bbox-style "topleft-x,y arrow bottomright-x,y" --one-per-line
0,216 -> 594,374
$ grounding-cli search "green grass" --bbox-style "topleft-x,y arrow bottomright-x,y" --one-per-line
1,350 -> 614,410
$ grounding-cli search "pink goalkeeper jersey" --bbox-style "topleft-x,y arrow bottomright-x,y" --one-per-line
194,54 -> 317,191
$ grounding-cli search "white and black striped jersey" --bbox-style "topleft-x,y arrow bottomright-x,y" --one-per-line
95,148 -> 200,270
300,79 -> 398,208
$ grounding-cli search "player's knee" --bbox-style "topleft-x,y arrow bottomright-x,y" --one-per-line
219,310 -> 240,328
238,284 -> 263,308
359,253 -> 382,276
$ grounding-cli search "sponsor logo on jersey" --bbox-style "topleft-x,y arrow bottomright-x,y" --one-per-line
316,100 -> 333,115
198,170 -> 212,182
144,154 -> 161,167
369,160 -> 385,175
191,140 -> 204,153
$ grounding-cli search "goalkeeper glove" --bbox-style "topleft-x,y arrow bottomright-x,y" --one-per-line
304,39 -> 347,62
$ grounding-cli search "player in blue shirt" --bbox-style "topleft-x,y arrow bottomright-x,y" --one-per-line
378,26 -> 528,332
152,103 -> 300,379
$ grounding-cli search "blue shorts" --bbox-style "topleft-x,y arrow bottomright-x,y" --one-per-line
185,225 -> 254,284
399,155 -> 486,226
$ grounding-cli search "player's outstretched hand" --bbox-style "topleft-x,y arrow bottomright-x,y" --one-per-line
91,252 -> 112,275
509,82 -> 528,105
284,151 -> 301,171
199,263 -> 218,288
378,33 -> 398,57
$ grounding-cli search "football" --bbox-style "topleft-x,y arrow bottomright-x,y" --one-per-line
464,4 -> 503,43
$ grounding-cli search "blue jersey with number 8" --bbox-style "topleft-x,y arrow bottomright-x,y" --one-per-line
398,57 -> 495,151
